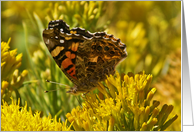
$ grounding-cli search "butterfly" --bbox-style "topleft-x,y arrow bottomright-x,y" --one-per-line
42,20 -> 127,95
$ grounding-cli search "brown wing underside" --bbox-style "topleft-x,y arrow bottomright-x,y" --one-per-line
75,35 -> 127,88
43,20 -> 127,91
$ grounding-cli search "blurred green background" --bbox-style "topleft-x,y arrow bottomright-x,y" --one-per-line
1,1 -> 181,131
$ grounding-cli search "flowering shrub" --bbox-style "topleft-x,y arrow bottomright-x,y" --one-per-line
1,39 -> 28,102
66,72 -> 178,131
1,98 -> 73,131
1,1 -> 181,131
1,72 -> 178,131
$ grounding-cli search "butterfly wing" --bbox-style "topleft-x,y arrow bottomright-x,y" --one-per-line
75,32 -> 127,87
42,20 -> 88,86
43,20 -> 127,94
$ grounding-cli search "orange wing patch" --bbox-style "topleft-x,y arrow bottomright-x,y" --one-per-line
67,67 -> 76,79
65,51 -> 71,59
62,58 -> 73,69
61,58 -> 77,79
62,42 -> 79,79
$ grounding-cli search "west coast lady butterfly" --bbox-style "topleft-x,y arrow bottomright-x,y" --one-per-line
42,20 -> 127,95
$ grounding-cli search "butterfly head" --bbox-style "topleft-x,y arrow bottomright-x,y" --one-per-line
66,86 -> 86,95
66,85 -> 96,95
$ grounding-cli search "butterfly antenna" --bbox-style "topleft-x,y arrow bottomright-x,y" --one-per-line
45,80 -> 83,107
45,89 -> 60,93
46,80 -> 70,87
44,80 -> 71,93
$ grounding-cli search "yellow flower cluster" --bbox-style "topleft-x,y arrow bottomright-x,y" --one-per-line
1,98 -> 73,131
153,48 -> 181,131
1,38 -> 21,80
66,72 -> 178,131
1,39 -> 28,100
45,1 -> 106,32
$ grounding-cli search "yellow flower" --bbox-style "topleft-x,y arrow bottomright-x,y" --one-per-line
1,38 -> 22,80
152,48 -> 181,131
1,81 -> 9,96
1,98 -> 73,131
66,71 -> 178,131
1,38 -> 24,77
45,1 -> 106,32
1,39 -> 28,101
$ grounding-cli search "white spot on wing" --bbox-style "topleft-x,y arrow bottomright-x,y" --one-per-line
60,28 -> 64,32
60,39 -> 65,43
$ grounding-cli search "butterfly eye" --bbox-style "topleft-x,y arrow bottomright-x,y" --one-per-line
73,89 -> 77,93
